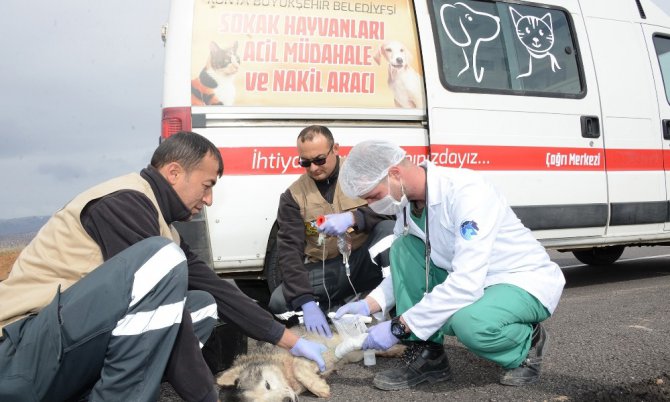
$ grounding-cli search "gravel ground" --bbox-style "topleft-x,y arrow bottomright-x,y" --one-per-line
159,326 -> 670,401
159,346 -> 670,401
160,248 -> 670,401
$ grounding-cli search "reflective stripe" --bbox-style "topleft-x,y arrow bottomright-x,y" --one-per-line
368,234 -> 394,263
130,242 -> 186,308
112,300 -> 184,336
191,303 -> 218,324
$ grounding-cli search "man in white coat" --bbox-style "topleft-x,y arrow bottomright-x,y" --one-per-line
335,140 -> 565,390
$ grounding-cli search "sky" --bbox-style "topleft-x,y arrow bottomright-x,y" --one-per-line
0,1 -> 169,219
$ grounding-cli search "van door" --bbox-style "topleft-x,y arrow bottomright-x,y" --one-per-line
415,0 -> 607,242
581,3 -> 667,237
646,30 -> 670,231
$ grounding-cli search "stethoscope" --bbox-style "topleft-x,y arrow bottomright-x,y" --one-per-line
401,165 -> 431,295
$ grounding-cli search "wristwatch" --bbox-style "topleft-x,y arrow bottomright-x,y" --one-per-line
390,316 -> 410,339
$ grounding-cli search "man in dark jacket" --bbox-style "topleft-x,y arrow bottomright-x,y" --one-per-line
268,125 -> 395,338
0,132 -> 327,402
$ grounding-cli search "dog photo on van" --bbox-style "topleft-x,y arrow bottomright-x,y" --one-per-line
191,41 -> 241,106
217,329 -> 404,401
373,40 -> 423,109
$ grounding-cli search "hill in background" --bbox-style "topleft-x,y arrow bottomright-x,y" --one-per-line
0,216 -> 49,250
0,216 -> 49,236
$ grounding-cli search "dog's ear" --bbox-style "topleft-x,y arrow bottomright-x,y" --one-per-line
217,366 -> 244,386
403,43 -> 413,65
373,44 -> 383,65
441,4 -> 471,46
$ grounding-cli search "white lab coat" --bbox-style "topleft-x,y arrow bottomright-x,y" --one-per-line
368,162 -> 565,340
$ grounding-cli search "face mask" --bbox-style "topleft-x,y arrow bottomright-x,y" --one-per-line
369,176 -> 408,215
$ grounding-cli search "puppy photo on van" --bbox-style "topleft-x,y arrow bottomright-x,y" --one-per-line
217,328 -> 404,401
191,41 -> 241,106
373,40 -> 423,109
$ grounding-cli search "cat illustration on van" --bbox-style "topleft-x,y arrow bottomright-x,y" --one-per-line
440,2 -> 501,83
510,7 -> 561,79
191,41 -> 240,106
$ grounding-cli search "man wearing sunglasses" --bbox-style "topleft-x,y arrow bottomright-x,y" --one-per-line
268,125 -> 395,338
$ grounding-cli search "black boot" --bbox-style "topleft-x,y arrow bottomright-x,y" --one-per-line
373,341 -> 451,391
500,323 -> 548,386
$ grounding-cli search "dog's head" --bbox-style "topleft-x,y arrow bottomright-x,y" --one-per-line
218,362 -> 299,402
440,2 -> 501,47
373,40 -> 413,70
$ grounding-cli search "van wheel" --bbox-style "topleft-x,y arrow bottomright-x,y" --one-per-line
572,246 -> 625,265
263,222 -> 282,292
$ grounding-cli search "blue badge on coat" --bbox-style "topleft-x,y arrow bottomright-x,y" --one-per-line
460,220 -> 479,240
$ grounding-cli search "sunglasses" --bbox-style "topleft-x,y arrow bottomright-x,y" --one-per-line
299,146 -> 333,168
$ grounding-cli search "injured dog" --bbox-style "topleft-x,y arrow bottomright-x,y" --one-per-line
217,330 -> 404,401
373,40 -> 423,109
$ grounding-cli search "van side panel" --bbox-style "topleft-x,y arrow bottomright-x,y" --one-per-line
167,0 -> 429,272
417,0 -> 608,240
163,0 -> 670,272
643,25 -> 670,232
163,0 -> 194,108
582,2 -> 667,236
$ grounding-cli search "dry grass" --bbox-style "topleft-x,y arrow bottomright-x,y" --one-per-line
0,249 -> 20,281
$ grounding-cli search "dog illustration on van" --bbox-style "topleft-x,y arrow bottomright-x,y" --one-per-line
373,40 -> 424,108
440,2 -> 501,83
510,7 -> 561,79
191,41 -> 240,106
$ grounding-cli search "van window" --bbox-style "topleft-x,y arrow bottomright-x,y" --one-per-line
653,35 -> 670,104
190,0 -> 423,110
430,0 -> 583,97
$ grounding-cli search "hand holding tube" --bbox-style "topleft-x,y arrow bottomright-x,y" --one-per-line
317,213 -> 354,236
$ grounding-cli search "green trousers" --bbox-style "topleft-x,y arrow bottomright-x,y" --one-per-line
391,234 -> 550,369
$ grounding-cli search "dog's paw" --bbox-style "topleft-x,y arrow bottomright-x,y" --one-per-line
293,358 -> 332,398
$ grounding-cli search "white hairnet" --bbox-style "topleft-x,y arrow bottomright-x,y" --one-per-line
340,140 -> 407,198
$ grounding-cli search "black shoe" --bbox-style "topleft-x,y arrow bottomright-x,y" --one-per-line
373,341 -> 452,391
500,323 -> 548,386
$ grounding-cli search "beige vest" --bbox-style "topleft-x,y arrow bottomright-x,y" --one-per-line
289,174 -> 368,262
0,173 -> 176,331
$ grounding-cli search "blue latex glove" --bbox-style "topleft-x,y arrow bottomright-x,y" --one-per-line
302,301 -> 332,338
317,212 -> 354,236
290,338 -> 328,372
362,320 -> 399,351
334,300 -> 370,319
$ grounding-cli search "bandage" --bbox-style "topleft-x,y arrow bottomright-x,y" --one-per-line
329,313 -> 372,359
334,333 -> 367,359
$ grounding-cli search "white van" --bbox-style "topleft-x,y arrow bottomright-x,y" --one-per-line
161,0 -> 670,287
